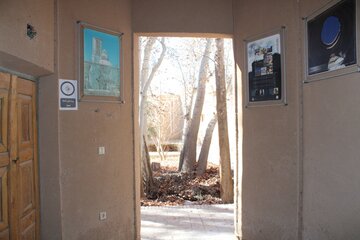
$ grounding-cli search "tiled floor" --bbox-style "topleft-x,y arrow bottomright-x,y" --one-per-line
141,204 -> 236,240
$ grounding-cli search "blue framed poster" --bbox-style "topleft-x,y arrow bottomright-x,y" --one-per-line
78,22 -> 124,102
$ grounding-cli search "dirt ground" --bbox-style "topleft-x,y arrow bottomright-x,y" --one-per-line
141,156 -> 223,206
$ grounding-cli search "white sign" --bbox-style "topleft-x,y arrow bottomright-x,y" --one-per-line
59,79 -> 78,110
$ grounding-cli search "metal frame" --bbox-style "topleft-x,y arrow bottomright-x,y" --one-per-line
77,21 -> 125,103
304,0 -> 360,83
244,27 -> 287,107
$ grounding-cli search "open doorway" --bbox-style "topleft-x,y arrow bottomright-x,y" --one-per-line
136,35 -> 237,240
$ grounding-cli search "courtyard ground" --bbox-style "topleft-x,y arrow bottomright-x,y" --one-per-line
141,204 -> 236,240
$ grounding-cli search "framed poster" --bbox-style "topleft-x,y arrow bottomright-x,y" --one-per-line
245,28 -> 286,106
78,21 -> 124,102
305,0 -> 360,82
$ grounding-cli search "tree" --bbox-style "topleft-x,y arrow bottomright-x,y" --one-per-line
146,94 -> 183,161
196,113 -> 217,175
141,136 -> 154,195
215,38 -> 233,203
179,39 -> 212,172
139,37 -> 166,196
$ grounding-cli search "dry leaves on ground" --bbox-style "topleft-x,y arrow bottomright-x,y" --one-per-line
141,166 -> 223,206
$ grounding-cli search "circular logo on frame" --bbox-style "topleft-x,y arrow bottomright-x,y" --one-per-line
61,81 -> 75,96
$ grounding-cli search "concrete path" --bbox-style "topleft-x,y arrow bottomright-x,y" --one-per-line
141,204 -> 236,240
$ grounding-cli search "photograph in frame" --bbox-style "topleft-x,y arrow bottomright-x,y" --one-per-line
79,22 -> 123,101
246,31 -> 283,104
307,0 -> 356,76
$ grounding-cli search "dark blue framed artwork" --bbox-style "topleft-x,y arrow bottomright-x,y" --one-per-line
307,0 -> 357,76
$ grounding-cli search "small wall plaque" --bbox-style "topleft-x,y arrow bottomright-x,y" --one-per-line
59,79 -> 78,110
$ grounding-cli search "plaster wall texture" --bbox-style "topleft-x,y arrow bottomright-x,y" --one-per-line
38,74 -> 63,240
132,0 -> 233,35
233,0 -> 301,239
0,0 -> 54,76
234,0 -> 360,239
56,0 -> 136,239
301,0 -> 360,239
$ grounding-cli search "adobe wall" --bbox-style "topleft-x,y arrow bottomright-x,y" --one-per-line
0,0 -> 61,239
301,0 -> 360,239
0,0 -> 54,76
233,0 -> 301,238
56,0 -> 136,239
234,0 -> 360,239
132,0 -> 233,35
0,0 -> 137,239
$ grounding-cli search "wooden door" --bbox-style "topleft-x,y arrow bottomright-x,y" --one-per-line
0,73 -> 11,240
0,73 -> 39,240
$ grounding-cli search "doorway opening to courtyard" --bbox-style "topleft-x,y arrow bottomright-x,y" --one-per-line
134,35 -> 239,240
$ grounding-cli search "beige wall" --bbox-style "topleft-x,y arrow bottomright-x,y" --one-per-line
133,0 -> 233,35
56,0 -> 136,239
301,1 -> 360,239
0,0 -> 59,238
233,0 -> 301,239
38,74 -> 62,240
0,0 -> 54,76
234,0 -> 360,239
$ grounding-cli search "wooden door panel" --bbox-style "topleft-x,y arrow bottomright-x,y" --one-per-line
18,149 -> 33,163
0,229 -> 10,240
0,90 -> 9,153
15,78 -> 38,240
17,96 -> 33,150
20,211 -> 35,240
0,167 -> 8,232
0,73 -> 10,240
18,161 -> 34,216
0,155 -> 9,169
20,103 -> 30,144
0,74 -> 38,240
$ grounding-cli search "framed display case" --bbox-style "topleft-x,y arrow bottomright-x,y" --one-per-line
245,27 -> 286,106
78,21 -> 124,103
305,0 -> 360,82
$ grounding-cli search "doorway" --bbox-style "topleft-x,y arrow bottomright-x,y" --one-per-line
0,72 -> 39,240
135,36 -> 237,239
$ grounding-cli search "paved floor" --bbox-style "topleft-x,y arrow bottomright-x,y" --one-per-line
141,204 -> 236,240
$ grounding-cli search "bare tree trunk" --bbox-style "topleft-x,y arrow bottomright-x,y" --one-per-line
180,39 -> 212,172
178,87 -> 196,171
140,38 -> 166,137
139,37 -> 166,194
215,38 -> 233,203
142,136 -> 154,196
197,114 -> 217,176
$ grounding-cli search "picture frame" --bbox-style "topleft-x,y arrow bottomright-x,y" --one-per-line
244,27 -> 286,107
78,21 -> 124,103
305,0 -> 360,82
